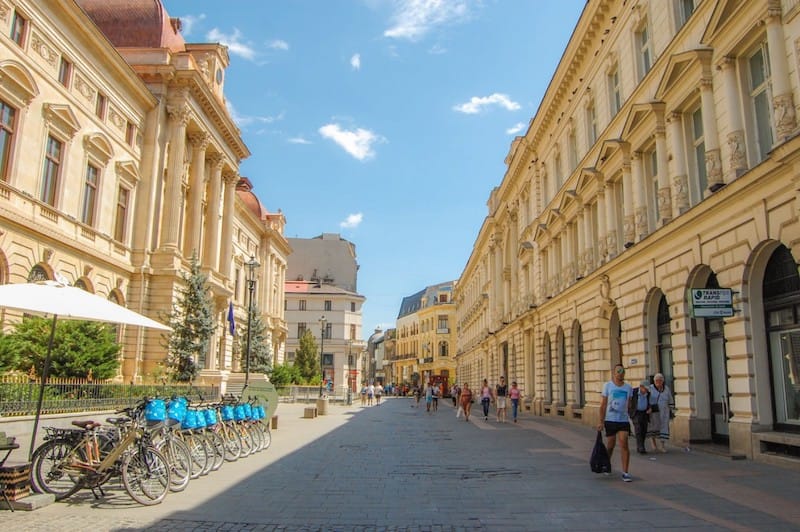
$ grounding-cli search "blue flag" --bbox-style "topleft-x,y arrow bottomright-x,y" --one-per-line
227,302 -> 236,336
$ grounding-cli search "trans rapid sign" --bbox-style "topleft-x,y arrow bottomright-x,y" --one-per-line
688,288 -> 734,318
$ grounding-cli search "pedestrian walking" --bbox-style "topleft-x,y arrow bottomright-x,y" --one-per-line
509,381 -> 521,423
597,363 -> 634,482
425,382 -> 434,412
630,380 -> 651,454
459,382 -> 473,421
360,385 -> 367,407
431,383 -> 439,412
647,373 -> 673,453
367,383 -> 375,406
495,376 -> 508,423
480,378 -> 493,421
450,384 -> 460,408
414,385 -> 421,407
375,383 -> 383,405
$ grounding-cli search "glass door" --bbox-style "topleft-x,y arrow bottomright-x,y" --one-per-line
707,318 -> 729,441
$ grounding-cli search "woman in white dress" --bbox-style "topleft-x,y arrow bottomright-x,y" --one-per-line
647,373 -> 673,453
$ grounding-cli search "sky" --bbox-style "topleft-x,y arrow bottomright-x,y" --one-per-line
163,0 -> 586,338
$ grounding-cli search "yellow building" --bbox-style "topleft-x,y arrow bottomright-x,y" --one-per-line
0,0 -> 289,389
455,0 -> 800,464
395,282 -> 456,391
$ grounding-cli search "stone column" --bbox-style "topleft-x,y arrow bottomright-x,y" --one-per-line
631,152 -> 648,241
655,125 -> 672,225
604,182 -> 617,259
185,133 -> 209,258
766,4 -> 797,141
203,154 -> 224,270
718,57 -> 747,180
621,159 -> 634,247
583,204 -> 594,272
667,112 -> 690,215
697,79 -> 723,193
596,186 -> 607,262
161,103 -> 190,249
576,207 -> 585,278
220,172 -> 238,277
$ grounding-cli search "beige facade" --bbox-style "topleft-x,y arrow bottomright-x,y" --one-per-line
0,0 -> 288,389
455,0 -> 800,464
394,282 -> 457,389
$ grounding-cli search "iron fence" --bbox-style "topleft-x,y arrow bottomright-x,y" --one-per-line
0,375 -> 219,417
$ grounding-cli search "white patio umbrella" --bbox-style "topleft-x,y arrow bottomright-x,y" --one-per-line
0,281 -> 171,458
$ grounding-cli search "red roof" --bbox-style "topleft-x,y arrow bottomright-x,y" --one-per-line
76,0 -> 186,53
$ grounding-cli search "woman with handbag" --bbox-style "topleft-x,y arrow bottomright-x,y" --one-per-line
647,373 -> 673,453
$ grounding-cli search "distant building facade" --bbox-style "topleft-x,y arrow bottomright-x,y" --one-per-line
284,233 -> 365,391
455,0 -> 800,464
0,0 -> 289,388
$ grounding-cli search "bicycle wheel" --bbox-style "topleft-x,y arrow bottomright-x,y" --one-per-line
30,440 -> 82,500
237,423 -> 254,457
204,429 -> 226,471
197,432 -> 214,476
260,423 -> 272,451
156,437 -> 191,492
121,446 -> 170,505
220,423 -> 242,462
248,423 -> 264,453
181,432 -> 209,479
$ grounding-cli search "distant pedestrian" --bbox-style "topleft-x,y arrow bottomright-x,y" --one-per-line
360,385 -> 367,407
495,376 -> 508,423
480,379 -> 493,421
598,364 -> 634,482
509,381 -> 521,423
367,383 -> 375,406
459,382 -> 473,422
630,380 -> 651,454
425,382 -> 434,412
375,383 -> 383,405
450,384 -> 460,408
431,383 -> 439,412
647,373 -> 673,453
414,386 -> 421,407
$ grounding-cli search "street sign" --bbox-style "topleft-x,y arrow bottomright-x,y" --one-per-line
689,288 -> 734,318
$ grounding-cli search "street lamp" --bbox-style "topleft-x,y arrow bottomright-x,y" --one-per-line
318,315 -> 327,397
244,255 -> 259,387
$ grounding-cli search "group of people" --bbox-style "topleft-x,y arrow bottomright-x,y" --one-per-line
599,364 -> 674,483
359,383 -> 383,406
451,377 -> 522,423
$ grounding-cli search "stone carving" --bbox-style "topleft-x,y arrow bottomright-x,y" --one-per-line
672,174 -> 689,213
705,148 -> 723,190
75,75 -> 95,101
657,186 -> 672,224
727,130 -> 746,174
606,230 -> 617,258
0,2 -> 10,22
623,214 -> 635,247
774,92 -> 797,140
108,108 -> 125,130
167,104 -> 191,126
634,207 -> 648,240
189,132 -> 210,150
31,33 -> 57,66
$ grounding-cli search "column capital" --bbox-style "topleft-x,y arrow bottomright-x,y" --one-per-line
189,132 -> 210,150
223,171 -> 239,186
167,104 -> 191,126
716,56 -> 736,71
208,153 -> 225,170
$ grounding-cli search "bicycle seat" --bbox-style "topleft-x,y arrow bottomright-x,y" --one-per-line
71,420 -> 101,430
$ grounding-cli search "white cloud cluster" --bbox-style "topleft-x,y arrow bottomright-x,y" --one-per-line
319,124 -> 383,161
178,14 -> 205,37
269,39 -> 289,50
350,53 -> 362,70
506,122 -> 526,135
340,213 -> 364,229
207,28 -> 256,61
384,0 -> 470,41
288,137 -> 312,145
226,101 -> 282,129
453,93 -> 521,114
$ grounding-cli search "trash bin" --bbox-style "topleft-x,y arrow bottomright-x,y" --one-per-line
316,397 -> 328,416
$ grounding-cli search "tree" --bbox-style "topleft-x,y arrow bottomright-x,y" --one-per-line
268,363 -> 302,386
293,329 -> 320,383
0,316 -> 120,379
164,253 -> 215,382
239,304 -> 272,375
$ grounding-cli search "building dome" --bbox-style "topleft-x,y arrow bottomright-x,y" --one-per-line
236,178 -> 268,219
76,0 -> 186,53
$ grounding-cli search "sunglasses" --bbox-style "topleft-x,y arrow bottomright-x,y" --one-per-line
615,368 -> 626,374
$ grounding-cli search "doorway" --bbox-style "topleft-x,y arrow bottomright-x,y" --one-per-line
707,317 -> 730,441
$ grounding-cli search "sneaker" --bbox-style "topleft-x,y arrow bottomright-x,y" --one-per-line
621,472 -> 632,482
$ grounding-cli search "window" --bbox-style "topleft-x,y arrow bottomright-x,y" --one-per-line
568,130 -> 578,172
439,341 -> 449,357
95,92 -> 107,119
438,316 -> 448,331
41,136 -> 63,206
608,66 -> 621,116
554,151 -> 563,189
748,43 -> 773,162
322,354 -> 333,366
324,322 -> 332,340
677,0 -> 696,29
58,57 -> 72,87
636,22 -> 652,80
586,100 -> 597,146
113,186 -> 129,242
81,164 -> 99,226
10,11 -> 27,47
350,301 -> 356,312
349,324 -> 356,340
690,107 -> 707,202
286,351 -> 295,363
0,101 -> 16,181
298,299 -> 306,311
297,322 -> 307,338
125,121 -> 136,147
324,300 -> 332,311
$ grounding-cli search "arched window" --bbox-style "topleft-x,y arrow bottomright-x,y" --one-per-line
575,323 -> 585,407
558,327 -> 567,405
543,333 -> 552,403
27,265 -> 49,282
657,295 -> 674,390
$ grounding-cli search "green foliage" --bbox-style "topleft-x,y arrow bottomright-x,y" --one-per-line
0,316 -> 120,379
268,363 -> 302,386
293,330 -> 320,383
164,253 -> 215,382
239,304 -> 272,375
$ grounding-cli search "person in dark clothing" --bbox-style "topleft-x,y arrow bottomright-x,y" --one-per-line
631,380 -> 652,454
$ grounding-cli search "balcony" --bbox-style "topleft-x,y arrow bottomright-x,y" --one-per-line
436,327 -> 449,334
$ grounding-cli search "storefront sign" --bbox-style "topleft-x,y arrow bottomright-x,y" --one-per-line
688,288 -> 734,318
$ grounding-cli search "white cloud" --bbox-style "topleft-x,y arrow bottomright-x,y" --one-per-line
178,14 -> 205,37
340,213 -> 364,229
428,44 -> 447,55
384,0 -> 471,41
506,122 -> 526,135
226,101 -> 282,128
453,93 -> 521,114
288,137 -> 312,145
269,39 -> 289,50
207,28 -> 256,61
319,123 -> 383,161
350,53 -> 361,70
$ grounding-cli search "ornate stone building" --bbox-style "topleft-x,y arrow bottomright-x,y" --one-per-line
0,0 -> 289,388
455,0 -> 800,464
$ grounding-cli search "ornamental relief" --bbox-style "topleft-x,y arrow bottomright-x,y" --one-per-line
31,32 -> 58,67
108,107 -> 125,130
0,1 -> 9,22
74,74 -> 95,101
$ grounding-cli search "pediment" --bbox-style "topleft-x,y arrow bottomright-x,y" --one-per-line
621,102 -> 665,139
115,160 -> 141,185
0,60 -> 39,107
83,132 -> 114,164
655,49 -> 713,100
702,0 -> 747,45
42,103 -> 80,139
575,166 -> 601,193
558,190 -> 579,212
532,223 -> 549,242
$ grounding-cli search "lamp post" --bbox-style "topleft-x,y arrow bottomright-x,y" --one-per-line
318,315 -> 327,397
244,255 -> 259,387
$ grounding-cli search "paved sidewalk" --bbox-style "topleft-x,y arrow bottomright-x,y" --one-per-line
3,397 -> 800,531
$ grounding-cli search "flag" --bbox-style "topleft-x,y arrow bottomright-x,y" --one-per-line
227,301 -> 236,336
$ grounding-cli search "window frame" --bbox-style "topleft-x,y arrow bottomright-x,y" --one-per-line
113,185 -> 130,242
41,135 -> 64,207
81,163 -> 99,226
58,57 -> 73,88
746,41 -> 774,163
608,66 -> 621,116
0,99 -> 17,181
10,10 -> 27,47
687,105 -> 707,205
636,20 -> 653,81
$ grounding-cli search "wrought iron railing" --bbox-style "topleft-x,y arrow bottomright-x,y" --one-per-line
0,375 -> 219,417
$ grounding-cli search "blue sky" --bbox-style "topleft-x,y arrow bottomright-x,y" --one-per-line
163,0 -> 585,337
